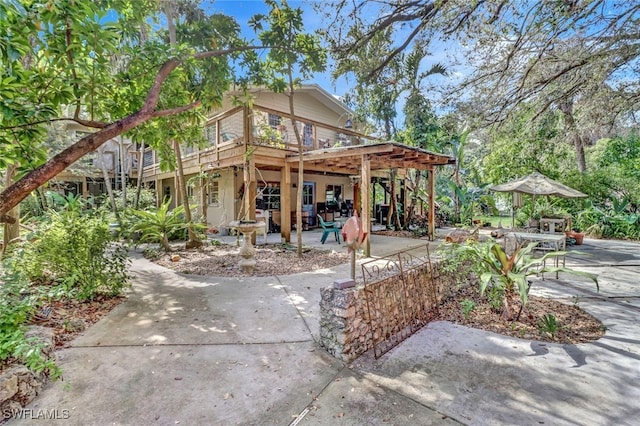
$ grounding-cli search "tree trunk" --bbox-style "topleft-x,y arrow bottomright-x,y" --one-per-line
98,147 -> 118,215
573,134 -> 587,173
119,136 -> 127,208
2,165 -> 20,257
559,99 -> 587,173
134,141 -> 146,209
285,70 -> 305,257
174,140 -> 202,249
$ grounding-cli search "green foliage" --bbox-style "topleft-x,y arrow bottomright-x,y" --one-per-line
486,285 -> 504,313
19,209 -> 131,301
538,314 -> 560,338
129,199 -> 189,252
436,242 -> 476,285
460,299 -> 476,321
458,240 -> 598,320
574,205 -> 640,240
0,260 -> 61,379
106,186 -> 157,213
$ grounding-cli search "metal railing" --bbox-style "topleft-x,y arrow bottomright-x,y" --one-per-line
361,244 -> 443,358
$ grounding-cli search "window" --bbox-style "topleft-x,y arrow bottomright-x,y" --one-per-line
205,124 -> 217,146
257,182 -> 280,210
325,184 -> 342,211
303,123 -> 313,147
208,180 -> 219,205
302,183 -> 314,206
182,144 -> 196,156
268,113 -> 282,129
143,150 -> 154,167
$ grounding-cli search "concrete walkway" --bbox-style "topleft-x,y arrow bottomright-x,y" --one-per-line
14,234 -> 640,425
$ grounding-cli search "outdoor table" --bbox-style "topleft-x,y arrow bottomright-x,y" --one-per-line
510,232 -> 566,278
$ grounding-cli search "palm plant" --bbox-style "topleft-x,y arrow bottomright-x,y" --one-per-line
129,199 -> 187,252
462,241 -> 598,321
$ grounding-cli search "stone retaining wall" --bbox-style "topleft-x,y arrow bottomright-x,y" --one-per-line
319,259 -> 457,362
0,326 -> 54,415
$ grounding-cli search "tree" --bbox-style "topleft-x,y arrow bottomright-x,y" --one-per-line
322,1 -> 640,172
249,0 -> 326,256
0,0 -> 321,223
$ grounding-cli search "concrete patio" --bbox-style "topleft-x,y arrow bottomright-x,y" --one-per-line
11,234 -> 640,425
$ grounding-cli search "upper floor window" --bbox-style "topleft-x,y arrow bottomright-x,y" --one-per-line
205,124 -> 217,146
268,113 -> 282,129
303,123 -> 313,147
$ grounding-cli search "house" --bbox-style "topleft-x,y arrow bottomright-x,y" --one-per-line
54,84 -> 455,254
52,126 -> 139,207
139,84 -> 455,253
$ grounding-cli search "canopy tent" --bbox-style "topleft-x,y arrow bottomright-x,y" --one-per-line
490,172 -> 588,228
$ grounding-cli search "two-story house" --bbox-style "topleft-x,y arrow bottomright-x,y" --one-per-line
139,84 -> 455,251
52,84 -> 454,253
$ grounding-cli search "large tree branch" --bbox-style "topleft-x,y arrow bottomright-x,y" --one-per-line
0,44 -> 282,218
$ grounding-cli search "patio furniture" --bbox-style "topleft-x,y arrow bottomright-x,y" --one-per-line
317,215 -> 341,244
511,231 -> 566,279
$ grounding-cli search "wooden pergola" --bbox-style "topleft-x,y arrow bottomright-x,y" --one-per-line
279,142 -> 455,255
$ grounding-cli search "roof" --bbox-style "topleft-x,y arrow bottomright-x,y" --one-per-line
286,142 -> 455,174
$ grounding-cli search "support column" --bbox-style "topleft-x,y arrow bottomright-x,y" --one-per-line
361,156 -> 371,257
281,163 -> 291,242
428,167 -> 436,241
243,158 -> 257,244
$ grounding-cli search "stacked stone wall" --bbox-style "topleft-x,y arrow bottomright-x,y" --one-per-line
0,326 -> 54,416
320,260 -> 457,362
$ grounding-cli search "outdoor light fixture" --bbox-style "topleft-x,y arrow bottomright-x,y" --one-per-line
344,118 -> 353,129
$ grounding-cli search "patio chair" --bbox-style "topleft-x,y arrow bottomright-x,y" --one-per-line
317,215 -> 340,244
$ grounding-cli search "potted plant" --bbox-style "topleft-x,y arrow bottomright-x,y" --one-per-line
566,227 -> 585,245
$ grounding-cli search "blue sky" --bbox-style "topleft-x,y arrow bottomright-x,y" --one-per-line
204,0 -> 352,97
204,0 -> 465,120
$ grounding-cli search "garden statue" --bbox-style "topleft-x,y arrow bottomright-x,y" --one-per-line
341,212 -> 367,279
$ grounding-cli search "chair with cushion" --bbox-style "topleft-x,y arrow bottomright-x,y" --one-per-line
317,215 -> 341,244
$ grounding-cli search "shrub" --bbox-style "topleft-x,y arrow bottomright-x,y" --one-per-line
539,314 -> 560,338
458,240 -> 598,321
129,199 -> 189,251
20,209 -> 131,301
460,299 -> 476,321
0,263 -> 61,379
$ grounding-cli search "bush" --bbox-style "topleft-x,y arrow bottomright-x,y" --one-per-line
129,199 -> 189,251
0,263 -> 61,379
20,209 -> 131,301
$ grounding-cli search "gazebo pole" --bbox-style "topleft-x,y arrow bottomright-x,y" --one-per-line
428,167 -> 435,241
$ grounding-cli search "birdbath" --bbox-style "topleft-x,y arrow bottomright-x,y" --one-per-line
228,220 -> 264,274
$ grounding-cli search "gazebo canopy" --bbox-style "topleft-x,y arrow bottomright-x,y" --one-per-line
490,172 -> 587,198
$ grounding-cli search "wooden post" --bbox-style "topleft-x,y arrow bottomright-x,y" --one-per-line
428,167 -> 436,241
361,155 -> 371,257
281,163 -> 291,242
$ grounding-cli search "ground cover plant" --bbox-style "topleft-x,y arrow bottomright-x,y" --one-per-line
435,239 -> 603,343
0,200 -> 131,379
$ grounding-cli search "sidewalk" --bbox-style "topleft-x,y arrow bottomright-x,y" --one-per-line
13,236 -> 640,425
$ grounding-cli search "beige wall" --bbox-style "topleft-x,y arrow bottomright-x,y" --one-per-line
205,169 -> 238,228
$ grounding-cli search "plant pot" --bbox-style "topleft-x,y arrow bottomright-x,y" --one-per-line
566,231 -> 584,245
